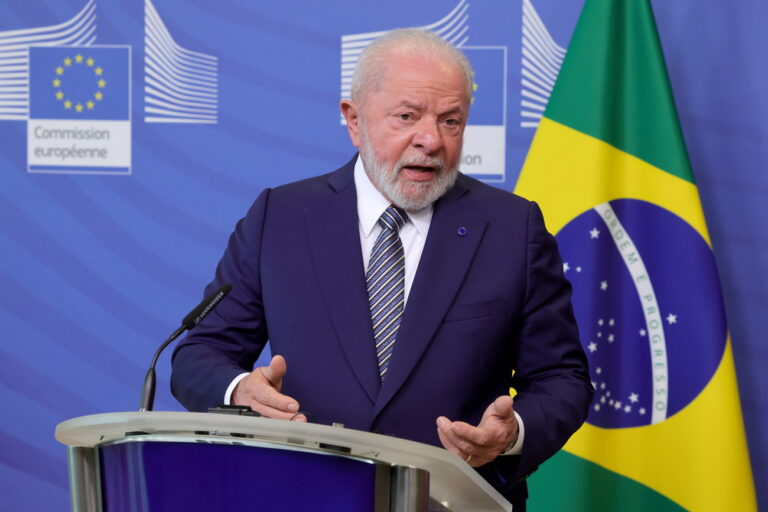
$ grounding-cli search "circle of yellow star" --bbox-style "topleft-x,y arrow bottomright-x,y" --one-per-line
54,57 -> 106,113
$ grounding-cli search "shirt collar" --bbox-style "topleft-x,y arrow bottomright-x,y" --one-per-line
354,155 -> 433,238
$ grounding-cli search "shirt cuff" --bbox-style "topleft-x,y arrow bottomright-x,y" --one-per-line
499,411 -> 525,455
224,372 -> 251,405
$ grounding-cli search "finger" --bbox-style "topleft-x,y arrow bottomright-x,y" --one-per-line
261,355 -> 288,391
451,421 -> 495,448
247,400 -> 302,420
447,427 -> 500,467
250,376 -> 300,413
439,420 -> 483,455
438,419 -> 498,467
436,417 -> 462,456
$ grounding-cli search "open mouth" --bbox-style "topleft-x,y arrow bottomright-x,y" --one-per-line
400,165 -> 438,181
402,165 -> 436,173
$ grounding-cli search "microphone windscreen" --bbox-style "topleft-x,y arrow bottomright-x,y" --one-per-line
181,283 -> 232,330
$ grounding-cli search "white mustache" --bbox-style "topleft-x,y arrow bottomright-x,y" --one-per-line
396,156 -> 445,172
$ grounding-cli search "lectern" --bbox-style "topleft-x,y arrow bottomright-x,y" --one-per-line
56,412 -> 512,511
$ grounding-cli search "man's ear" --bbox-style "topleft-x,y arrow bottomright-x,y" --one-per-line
340,99 -> 361,148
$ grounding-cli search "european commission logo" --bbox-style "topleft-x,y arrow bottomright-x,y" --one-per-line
0,0 -> 219,176
28,46 -> 131,174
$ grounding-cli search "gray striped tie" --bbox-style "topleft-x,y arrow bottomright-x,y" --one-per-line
367,205 -> 407,379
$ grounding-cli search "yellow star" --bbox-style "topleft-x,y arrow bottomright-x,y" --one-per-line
94,91 -> 103,101
55,91 -> 64,100
75,103 -> 83,112
472,82 -> 479,92
56,67 -> 64,75
64,100 -> 72,109
75,54 -> 83,63
98,79 -> 106,88
86,57 -> 95,67
52,78 -> 61,87
86,100 -> 95,110
63,57 -> 72,66
94,67 -> 103,76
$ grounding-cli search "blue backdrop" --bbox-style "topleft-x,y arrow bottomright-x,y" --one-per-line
0,0 -> 765,509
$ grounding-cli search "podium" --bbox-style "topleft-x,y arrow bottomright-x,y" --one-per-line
56,412 -> 512,511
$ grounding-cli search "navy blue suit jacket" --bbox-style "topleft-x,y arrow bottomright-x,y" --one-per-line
171,156 -> 593,505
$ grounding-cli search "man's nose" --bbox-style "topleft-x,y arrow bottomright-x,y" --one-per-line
411,119 -> 443,154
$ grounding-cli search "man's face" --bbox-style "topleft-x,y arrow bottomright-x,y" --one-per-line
342,54 -> 470,211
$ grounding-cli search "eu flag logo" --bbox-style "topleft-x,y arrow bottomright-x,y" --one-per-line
27,45 -> 131,175
29,46 -> 129,121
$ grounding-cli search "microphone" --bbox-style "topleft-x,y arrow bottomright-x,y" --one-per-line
138,284 -> 232,412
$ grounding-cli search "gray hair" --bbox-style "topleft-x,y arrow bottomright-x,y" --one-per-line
349,28 -> 474,106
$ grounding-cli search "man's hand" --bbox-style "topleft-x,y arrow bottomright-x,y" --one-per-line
231,355 -> 306,421
436,395 -> 519,467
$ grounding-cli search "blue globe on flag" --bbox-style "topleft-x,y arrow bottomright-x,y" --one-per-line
556,199 -> 726,428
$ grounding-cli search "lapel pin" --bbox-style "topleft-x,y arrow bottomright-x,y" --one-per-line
457,227 -> 467,237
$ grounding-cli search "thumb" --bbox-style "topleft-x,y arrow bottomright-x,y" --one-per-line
480,395 -> 514,425
492,395 -> 515,418
262,355 -> 288,390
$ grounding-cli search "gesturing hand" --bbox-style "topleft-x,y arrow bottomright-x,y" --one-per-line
436,395 -> 519,467
231,355 -> 306,421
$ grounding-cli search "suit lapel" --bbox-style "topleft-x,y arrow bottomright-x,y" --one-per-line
373,178 -> 488,417
303,161 -> 381,403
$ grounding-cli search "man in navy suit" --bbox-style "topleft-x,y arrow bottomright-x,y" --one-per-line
171,28 -> 592,508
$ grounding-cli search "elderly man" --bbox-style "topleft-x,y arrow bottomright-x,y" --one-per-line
171,28 -> 593,509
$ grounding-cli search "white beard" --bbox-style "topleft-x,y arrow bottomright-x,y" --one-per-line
358,124 -> 460,212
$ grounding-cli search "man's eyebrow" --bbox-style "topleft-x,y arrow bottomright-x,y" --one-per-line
395,101 -> 465,116
439,107 -> 464,116
398,100 -> 425,110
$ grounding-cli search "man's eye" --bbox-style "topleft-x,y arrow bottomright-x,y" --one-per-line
397,113 -> 412,121
445,118 -> 460,126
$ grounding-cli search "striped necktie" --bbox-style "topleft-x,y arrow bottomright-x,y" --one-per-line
366,205 -> 407,379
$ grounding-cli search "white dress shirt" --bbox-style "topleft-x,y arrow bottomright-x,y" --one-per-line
354,156 -> 432,304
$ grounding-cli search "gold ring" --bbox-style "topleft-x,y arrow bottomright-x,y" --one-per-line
465,453 -> 472,463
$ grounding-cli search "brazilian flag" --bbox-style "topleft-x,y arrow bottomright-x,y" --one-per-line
516,0 -> 756,510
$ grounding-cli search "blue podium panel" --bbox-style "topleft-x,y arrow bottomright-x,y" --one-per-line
99,439 -> 379,511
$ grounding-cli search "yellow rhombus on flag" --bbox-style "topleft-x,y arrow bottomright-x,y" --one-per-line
516,0 -> 756,510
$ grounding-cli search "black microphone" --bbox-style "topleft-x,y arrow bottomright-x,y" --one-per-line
138,284 -> 232,412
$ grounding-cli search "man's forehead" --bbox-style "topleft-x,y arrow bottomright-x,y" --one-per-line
375,56 -> 469,101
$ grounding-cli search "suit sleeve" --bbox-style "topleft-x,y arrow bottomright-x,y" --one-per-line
480,201 -> 594,493
170,189 -> 272,412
